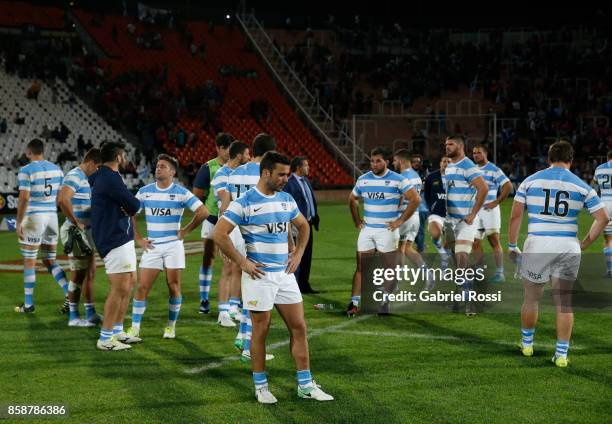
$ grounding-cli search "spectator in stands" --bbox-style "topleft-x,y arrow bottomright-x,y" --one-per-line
0,117 -> 7,134
14,113 -> 25,125
57,148 -> 76,166
176,128 -> 186,147
26,80 -> 42,100
77,134 -> 86,156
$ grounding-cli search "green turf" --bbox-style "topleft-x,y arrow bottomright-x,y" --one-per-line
0,200 -> 611,423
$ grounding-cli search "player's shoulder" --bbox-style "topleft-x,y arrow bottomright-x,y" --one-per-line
138,182 -> 157,193
595,161 -> 612,173
385,170 -> 404,181
356,171 -> 373,182
65,166 -> 83,178
171,182 -> 193,196
230,163 -> 247,176
276,190 -> 295,203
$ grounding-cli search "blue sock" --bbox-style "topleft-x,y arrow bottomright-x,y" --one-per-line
84,303 -> 96,320
252,371 -> 267,389
496,266 -> 504,275
433,237 -> 442,249
23,268 -> 36,307
297,369 -> 313,387
605,247 -> 612,274
99,328 -> 113,342
199,265 -> 212,301
219,302 -> 229,313
229,297 -> 240,309
112,323 -> 123,335
555,340 -> 570,358
351,296 -> 361,306
521,328 -> 535,346
168,296 -> 182,327
131,299 -> 147,327
69,302 -> 79,321
47,263 -> 68,295
243,310 -> 252,354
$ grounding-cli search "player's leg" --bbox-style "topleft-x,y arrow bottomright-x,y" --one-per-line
164,267 -> 182,339
454,220 -> 478,315
16,242 -> 39,312
550,277 -> 574,366
249,310 -> 275,403
217,257 -> 235,327
519,280 -> 544,357
487,232 -> 505,283
82,255 -> 101,324
605,234 -> 612,277
428,217 -> 449,267
41,215 -> 69,297
348,228 -> 376,316
198,223 -> 216,313
127,267 -> 160,337
98,271 -> 134,350
67,264 -> 90,327
471,237 -> 484,269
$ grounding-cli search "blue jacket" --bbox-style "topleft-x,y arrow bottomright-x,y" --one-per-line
283,174 -> 319,230
423,169 -> 447,217
89,166 -> 140,258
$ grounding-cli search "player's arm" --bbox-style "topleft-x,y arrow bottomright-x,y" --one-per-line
132,215 -> 153,251
57,185 -> 83,230
507,183 -> 526,261
179,204 -> 209,240
581,193 -> 610,251
15,190 -> 29,239
387,187 -> 420,231
109,175 -> 140,215
218,189 -> 231,216
213,217 -> 264,279
466,176 -> 487,224
286,213 -> 310,274
348,192 -> 363,229
192,164 -> 210,203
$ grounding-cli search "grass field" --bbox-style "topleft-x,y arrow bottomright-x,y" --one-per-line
1,200 -> 611,423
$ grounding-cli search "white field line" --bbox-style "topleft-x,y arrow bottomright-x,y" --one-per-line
184,315 -> 371,374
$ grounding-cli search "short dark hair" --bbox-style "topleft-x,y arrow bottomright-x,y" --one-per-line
446,134 -> 465,144
608,150 -> 612,160
252,133 -> 276,157
216,132 -> 234,148
157,153 -> 179,171
26,138 -> 44,155
83,147 -> 101,164
290,156 -> 306,173
100,141 -> 126,163
371,147 -> 386,158
394,149 -> 411,161
260,151 -> 290,176
229,141 -> 249,159
473,144 -> 488,153
548,140 -> 573,163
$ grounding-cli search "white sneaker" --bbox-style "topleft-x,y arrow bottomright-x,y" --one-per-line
163,326 -> 175,339
96,336 -> 132,351
297,381 -> 334,401
255,385 -> 278,404
116,331 -> 142,344
69,318 -> 96,327
240,351 -> 275,363
229,306 -> 240,321
218,313 -> 236,327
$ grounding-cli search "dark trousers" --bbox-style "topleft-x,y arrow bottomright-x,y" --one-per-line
296,222 -> 314,292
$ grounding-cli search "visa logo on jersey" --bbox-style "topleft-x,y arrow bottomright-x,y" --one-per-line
366,192 -> 386,199
150,208 -> 172,216
266,222 -> 288,233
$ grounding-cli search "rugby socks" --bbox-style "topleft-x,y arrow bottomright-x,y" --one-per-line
99,328 -> 113,342
69,302 -> 79,321
521,328 -> 535,347
496,266 -> 504,276
253,371 -> 268,389
219,302 -> 230,315
47,263 -> 68,295
229,297 -> 240,312
84,303 -> 97,321
168,296 -> 182,328
112,323 -> 123,336
555,340 -> 570,359
23,268 -> 36,307
131,299 -> 147,331
242,310 -> 252,356
605,247 -> 612,275
351,295 -> 361,307
297,369 -> 313,388
199,265 -> 212,302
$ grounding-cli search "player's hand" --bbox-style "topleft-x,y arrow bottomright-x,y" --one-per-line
240,258 -> 265,279
137,237 -> 154,252
354,219 -> 364,229
76,221 -> 86,231
177,229 -> 187,240
483,201 -> 497,210
16,222 -> 24,240
463,213 -> 476,225
286,249 -> 303,274
386,219 -> 402,231
508,245 -> 521,264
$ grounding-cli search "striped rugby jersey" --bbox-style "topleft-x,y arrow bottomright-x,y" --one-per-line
515,166 -> 603,238
445,157 -> 483,219
211,164 -> 234,208
136,182 -> 203,244
62,167 -> 92,228
352,170 -> 411,229
479,161 -> 510,203
399,168 -> 422,213
18,160 -> 63,215
222,187 -> 300,272
594,160 -> 612,211
227,162 -> 260,201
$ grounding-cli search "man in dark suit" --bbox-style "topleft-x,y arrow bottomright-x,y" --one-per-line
284,157 -> 319,293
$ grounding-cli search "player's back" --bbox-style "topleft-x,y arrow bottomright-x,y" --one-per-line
228,162 -> 260,200
63,166 -> 92,227
595,161 -> 612,210
18,160 -> 63,215
517,166 -> 601,238
353,170 -> 407,228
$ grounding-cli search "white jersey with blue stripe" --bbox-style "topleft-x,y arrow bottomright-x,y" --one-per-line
211,164 -> 233,208
445,157 -> 483,219
594,160 -> 612,211
222,187 -> 300,272
479,161 -> 510,203
136,182 -> 203,244
399,169 -> 422,213
18,160 -> 64,216
515,166 -> 603,238
352,170 -> 410,229
227,162 -> 260,201
62,167 -> 92,227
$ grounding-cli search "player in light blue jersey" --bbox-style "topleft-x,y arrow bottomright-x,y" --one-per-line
57,148 -> 102,327
15,139 -> 68,313
347,147 -> 419,316
214,151 -> 334,404
472,144 -> 512,283
444,136 -> 488,315
509,140 -> 608,367
127,154 -> 207,340
211,141 -> 250,327
593,150 -> 612,277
